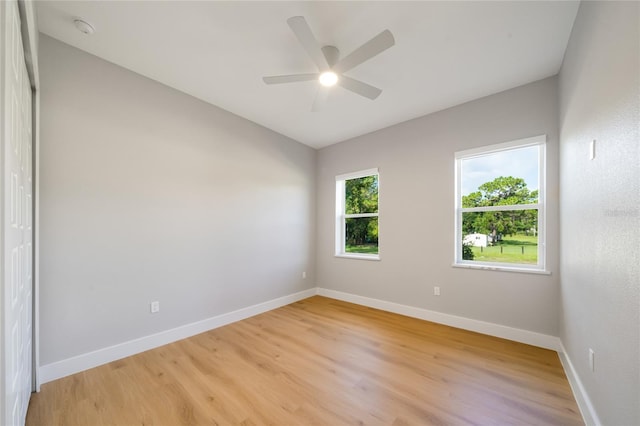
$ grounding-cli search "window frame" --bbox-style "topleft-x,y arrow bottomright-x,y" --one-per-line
335,168 -> 380,260
454,135 -> 548,274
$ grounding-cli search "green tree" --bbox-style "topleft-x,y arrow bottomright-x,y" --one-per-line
345,176 -> 378,246
462,176 -> 537,244
462,241 -> 475,260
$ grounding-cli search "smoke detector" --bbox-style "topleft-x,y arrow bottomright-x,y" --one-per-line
73,19 -> 95,35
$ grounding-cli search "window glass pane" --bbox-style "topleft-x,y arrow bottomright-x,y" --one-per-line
345,217 -> 378,254
461,146 -> 538,206
345,175 -> 378,214
461,210 -> 538,264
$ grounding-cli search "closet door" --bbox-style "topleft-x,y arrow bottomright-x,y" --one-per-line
2,0 -> 33,424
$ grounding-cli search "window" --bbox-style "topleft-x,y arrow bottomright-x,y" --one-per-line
335,168 -> 379,260
455,136 -> 546,272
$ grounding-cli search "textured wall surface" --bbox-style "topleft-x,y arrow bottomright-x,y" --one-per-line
38,36 -> 316,365
37,6 -> 640,421
317,77 -> 560,336
559,2 -> 640,424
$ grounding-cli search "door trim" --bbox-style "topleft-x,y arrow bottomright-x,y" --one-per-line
16,0 -> 39,392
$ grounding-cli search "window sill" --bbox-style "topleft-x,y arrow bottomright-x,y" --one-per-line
335,253 -> 380,261
452,263 -> 551,275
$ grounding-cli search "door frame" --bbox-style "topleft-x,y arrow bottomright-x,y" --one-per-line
16,0 -> 40,392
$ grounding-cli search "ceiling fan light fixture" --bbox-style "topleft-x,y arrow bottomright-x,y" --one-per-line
262,16 -> 394,104
319,71 -> 338,87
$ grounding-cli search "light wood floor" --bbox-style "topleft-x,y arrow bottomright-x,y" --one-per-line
27,296 -> 583,425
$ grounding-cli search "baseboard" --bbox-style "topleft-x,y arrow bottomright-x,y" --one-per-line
558,342 -> 601,426
317,289 -> 593,425
317,288 -> 562,351
39,288 -> 317,384
39,285 -> 595,426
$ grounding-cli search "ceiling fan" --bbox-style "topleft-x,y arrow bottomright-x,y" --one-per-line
263,16 -> 395,110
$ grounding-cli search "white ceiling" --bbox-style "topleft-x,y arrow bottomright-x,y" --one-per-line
36,1 -> 579,149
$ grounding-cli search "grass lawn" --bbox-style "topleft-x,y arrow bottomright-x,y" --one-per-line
346,244 -> 379,254
470,234 -> 538,264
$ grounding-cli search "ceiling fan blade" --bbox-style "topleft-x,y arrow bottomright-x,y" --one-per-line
338,75 -> 382,100
311,87 -> 329,112
333,30 -> 395,74
287,16 -> 329,71
262,73 -> 318,84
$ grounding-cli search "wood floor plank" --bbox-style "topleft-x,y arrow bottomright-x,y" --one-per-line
27,296 -> 583,425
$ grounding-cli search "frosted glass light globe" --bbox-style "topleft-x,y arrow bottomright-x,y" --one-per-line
319,71 -> 338,87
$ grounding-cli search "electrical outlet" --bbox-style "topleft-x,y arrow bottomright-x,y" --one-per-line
434,286 -> 441,296
150,301 -> 160,314
302,271 -> 307,279
589,348 -> 595,372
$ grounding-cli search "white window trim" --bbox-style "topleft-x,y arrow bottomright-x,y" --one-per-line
335,168 -> 380,260
454,135 -> 548,273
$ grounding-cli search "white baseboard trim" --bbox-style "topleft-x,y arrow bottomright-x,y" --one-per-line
317,289 -> 595,425
558,342 -> 601,426
40,283 -> 593,426
39,288 -> 317,384
317,288 -> 562,351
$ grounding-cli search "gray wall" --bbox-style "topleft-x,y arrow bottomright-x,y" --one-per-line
38,35 -> 316,365
317,77 -> 560,336
558,2 -> 639,424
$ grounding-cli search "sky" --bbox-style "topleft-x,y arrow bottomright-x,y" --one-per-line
460,145 -> 539,196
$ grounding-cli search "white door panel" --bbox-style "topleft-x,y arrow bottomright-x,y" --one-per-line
2,0 -> 33,424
